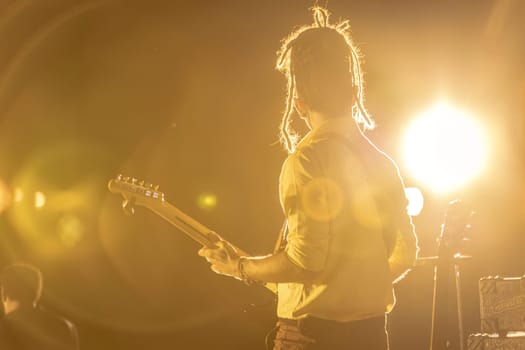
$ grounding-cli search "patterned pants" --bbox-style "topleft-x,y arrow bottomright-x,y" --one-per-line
272,316 -> 388,350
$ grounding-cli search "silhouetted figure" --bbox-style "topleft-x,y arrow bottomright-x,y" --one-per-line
0,263 -> 78,350
199,6 -> 419,350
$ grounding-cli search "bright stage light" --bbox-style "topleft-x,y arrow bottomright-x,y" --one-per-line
402,102 -> 487,194
34,191 -> 46,209
404,187 -> 424,216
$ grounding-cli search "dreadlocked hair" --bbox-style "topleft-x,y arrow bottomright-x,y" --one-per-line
276,6 -> 375,153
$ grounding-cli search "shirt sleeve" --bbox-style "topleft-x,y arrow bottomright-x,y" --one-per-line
279,150 -> 331,272
381,157 -> 420,276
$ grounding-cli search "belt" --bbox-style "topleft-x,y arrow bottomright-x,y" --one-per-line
275,315 -> 388,348
278,315 -> 385,331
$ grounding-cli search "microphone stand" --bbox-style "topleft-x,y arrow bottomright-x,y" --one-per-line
421,200 -> 473,350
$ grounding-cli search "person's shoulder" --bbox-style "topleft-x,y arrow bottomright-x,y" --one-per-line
283,144 -> 319,174
357,133 -> 401,171
293,132 -> 332,165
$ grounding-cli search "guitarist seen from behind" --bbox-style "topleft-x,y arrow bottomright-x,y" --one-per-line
198,7 -> 419,350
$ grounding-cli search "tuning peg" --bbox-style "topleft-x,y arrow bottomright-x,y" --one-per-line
131,178 -> 137,184
116,174 -> 123,181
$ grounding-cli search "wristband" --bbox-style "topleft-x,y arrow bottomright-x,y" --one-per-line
237,257 -> 255,286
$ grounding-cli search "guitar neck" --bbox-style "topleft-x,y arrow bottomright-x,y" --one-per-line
142,199 -> 276,293
108,176 -> 276,293
147,200 -> 251,255
147,200 -> 215,247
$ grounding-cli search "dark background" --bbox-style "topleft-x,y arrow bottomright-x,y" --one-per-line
0,0 -> 524,349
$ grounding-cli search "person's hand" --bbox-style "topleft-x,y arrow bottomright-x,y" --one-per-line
198,232 -> 242,279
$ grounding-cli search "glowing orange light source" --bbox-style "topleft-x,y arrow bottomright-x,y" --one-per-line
34,191 -> 46,209
402,102 -> 487,194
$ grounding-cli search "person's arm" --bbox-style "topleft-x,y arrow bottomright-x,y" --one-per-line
388,226 -> 418,283
198,240 -> 318,283
383,161 -> 420,284
198,149 -> 327,285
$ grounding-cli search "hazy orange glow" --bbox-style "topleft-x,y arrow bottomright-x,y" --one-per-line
0,179 -> 11,213
0,1 -> 523,349
13,187 -> 24,203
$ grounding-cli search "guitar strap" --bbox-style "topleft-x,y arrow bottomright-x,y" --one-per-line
273,220 -> 288,254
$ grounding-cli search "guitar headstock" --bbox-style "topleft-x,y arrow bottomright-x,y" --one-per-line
107,175 -> 165,215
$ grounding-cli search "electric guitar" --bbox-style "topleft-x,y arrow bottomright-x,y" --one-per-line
107,174 -> 278,294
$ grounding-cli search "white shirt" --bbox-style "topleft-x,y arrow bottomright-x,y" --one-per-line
277,117 -> 418,321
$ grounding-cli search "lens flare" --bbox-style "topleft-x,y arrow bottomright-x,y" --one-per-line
402,102 -> 487,194
58,214 -> 84,247
197,193 -> 217,211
